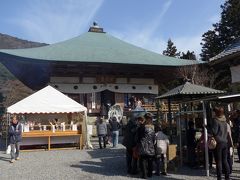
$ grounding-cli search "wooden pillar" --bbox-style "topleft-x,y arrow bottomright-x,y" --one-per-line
79,134 -> 82,149
48,136 -> 51,150
168,98 -> 173,142
179,104 -> 183,166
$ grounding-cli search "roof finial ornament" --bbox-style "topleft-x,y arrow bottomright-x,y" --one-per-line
93,21 -> 98,27
88,21 -> 105,33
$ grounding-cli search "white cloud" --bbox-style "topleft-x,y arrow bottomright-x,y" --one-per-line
109,0 -> 204,58
173,35 -> 202,58
111,30 -> 165,54
109,0 -> 172,54
111,32 -> 203,58
9,0 -> 104,43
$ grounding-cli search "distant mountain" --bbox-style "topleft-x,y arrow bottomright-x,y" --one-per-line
0,33 -> 48,49
0,33 -> 48,84
0,33 -> 48,113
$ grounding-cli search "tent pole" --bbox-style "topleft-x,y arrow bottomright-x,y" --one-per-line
84,111 -> 93,149
202,101 -> 209,176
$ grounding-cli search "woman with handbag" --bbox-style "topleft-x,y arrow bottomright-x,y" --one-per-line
197,128 -> 214,168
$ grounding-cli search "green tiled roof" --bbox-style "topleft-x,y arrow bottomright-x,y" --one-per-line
0,32 -> 200,66
157,82 -> 226,99
210,38 -> 240,62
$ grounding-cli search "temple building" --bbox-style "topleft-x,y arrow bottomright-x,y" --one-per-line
0,24 -> 198,115
210,38 -> 240,92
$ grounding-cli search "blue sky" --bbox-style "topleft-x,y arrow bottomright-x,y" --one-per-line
0,0 -> 224,58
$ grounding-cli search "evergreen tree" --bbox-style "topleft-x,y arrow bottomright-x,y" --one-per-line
200,0 -> 240,61
180,50 -> 196,60
218,0 -> 240,47
162,39 -> 180,57
200,30 -> 222,61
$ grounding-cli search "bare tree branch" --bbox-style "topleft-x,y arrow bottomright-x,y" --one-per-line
178,64 -> 214,86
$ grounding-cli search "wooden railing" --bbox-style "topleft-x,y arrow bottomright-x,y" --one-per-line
160,104 -> 179,112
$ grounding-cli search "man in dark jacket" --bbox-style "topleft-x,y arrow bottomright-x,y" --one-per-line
212,107 -> 230,180
8,116 -> 22,163
110,117 -> 121,148
122,117 -> 139,174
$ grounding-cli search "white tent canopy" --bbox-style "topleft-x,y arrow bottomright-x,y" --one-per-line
7,85 -> 87,114
7,85 -> 93,149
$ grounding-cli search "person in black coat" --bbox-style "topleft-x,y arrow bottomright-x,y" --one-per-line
8,116 -> 22,163
122,117 -> 139,174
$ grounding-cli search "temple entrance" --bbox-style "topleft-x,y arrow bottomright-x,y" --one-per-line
101,90 -> 115,112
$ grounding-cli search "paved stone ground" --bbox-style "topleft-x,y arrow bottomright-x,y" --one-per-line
0,138 -> 240,180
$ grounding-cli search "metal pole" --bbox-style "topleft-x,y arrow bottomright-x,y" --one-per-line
6,113 -> 10,149
202,101 -> 209,177
168,98 -> 172,142
84,111 -> 93,149
179,104 -> 183,166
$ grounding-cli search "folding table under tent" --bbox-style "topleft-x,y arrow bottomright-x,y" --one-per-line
156,82 -> 226,176
6,85 -> 92,150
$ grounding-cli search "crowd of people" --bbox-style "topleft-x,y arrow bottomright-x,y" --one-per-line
122,112 -> 169,179
6,106 -> 240,180
121,106 -> 240,180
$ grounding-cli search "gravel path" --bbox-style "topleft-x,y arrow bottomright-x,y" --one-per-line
0,139 -> 240,180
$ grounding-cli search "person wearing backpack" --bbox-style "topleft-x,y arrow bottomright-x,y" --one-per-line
8,115 -> 22,163
155,125 -> 169,176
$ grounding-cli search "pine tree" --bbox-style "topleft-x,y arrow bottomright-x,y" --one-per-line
200,0 -> 240,61
200,30 -> 222,61
162,39 -> 180,57
218,0 -> 240,47
180,50 -> 196,60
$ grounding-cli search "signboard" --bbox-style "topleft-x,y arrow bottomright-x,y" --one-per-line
230,65 -> 240,83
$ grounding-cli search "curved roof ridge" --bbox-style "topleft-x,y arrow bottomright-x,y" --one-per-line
0,32 -> 201,66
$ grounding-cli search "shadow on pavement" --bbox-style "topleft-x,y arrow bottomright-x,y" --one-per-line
71,147 -> 181,179
170,166 -> 212,177
0,138 -> 6,151
71,148 -> 126,176
0,155 -> 10,162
